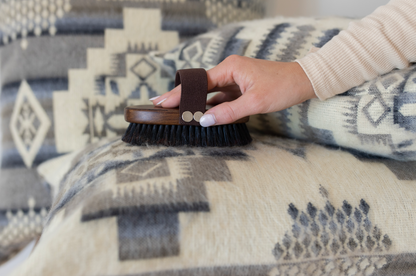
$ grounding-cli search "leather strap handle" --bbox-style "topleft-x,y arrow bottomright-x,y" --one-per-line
175,68 -> 208,126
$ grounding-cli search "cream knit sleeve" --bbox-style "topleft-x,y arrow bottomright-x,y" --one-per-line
296,0 -> 416,100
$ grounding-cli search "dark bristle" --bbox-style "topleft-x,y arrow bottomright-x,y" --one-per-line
151,125 -> 158,142
194,125 -> 201,146
122,123 -> 252,147
176,125 -> 182,146
223,125 -> 231,147
122,123 -> 134,143
141,124 -> 151,144
201,126 -> 207,147
211,126 -> 219,146
189,126 -> 195,146
181,125 -> 189,146
169,125 -> 177,146
206,126 -> 213,146
217,125 -> 225,146
227,124 -> 236,145
163,124 -> 170,146
155,125 -> 165,144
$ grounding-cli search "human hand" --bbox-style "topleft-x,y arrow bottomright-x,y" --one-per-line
151,55 -> 316,127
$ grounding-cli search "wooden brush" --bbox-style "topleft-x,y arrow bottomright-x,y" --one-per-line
122,68 -> 252,147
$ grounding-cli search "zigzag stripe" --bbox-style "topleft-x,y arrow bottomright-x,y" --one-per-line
277,25 -> 315,62
206,26 -> 248,65
314,28 -> 341,48
254,23 -> 290,60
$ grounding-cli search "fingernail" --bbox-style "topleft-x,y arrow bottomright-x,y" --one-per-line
149,96 -> 160,101
200,114 -> 216,127
156,98 -> 167,106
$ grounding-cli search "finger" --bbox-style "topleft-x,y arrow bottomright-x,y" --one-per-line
208,84 -> 241,94
200,94 -> 255,127
162,85 -> 241,108
152,85 -> 181,108
156,67 -> 242,108
158,55 -> 246,108
206,55 -> 246,91
206,91 -> 242,105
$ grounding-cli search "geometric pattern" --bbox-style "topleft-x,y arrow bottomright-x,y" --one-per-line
205,0 -> 264,27
0,0 -> 71,47
21,136 -> 416,275
0,197 -> 48,263
363,95 -> 391,127
53,9 -> 179,153
130,57 -> 157,81
153,17 -> 348,77
340,70 -> 416,159
0,198 -> 47,248
9,80 -> 51,168
272,197 -> 392,275
0,0 -> 265,265
153,16 -> 416,160
394,90 -> 416,133
41,138 -> 257,262
0,0 -> 265,50
97,0 -> 264,29
69,143 -> 249,260
269,255 -> 389,276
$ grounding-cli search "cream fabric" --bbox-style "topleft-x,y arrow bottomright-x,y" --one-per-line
11,136 -> 416,276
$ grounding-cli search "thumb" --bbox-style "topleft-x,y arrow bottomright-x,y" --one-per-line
199,95 -> 253,127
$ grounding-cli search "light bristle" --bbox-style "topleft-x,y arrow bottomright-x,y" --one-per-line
122,123 -> 252,147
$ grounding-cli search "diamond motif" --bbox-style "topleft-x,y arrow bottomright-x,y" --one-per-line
183,41 -> 203,61
362,96 -> 390,127
130,57 -> 157,81
10,81 -> 51,168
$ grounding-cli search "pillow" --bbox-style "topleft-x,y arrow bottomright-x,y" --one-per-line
151,17 -> 416,161
12,136 -> 416,275
0,1 -> 266,263
0,7 -> 173,263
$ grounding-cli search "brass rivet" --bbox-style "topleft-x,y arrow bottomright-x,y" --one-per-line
182,111 -> 193,122
193,111 -> 204,122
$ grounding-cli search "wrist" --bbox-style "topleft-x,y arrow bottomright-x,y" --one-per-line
292,61 -> 317,101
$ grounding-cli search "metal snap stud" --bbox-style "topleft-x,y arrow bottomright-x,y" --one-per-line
193,111 -> 204,122
182,111 -> 193,122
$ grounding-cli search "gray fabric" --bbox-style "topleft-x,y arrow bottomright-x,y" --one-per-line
0,168 -> 51,210
0,36 -> 104,85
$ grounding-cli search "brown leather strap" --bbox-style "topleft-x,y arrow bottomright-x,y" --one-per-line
175,68 -> 208,126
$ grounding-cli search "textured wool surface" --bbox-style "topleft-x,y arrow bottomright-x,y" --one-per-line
151,16 -> 416,161
2,2 -> 415,271
0,1 -> 265,263
11,136 -> 416,276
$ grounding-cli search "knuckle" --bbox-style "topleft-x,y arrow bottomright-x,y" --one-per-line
224,55 -> 243,66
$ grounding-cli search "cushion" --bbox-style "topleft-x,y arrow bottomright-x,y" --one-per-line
12,136 -> 416,275
0,1 -> 266,263
151,17 -> 416,161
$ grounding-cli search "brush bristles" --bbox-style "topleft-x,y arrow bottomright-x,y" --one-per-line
122,123 -> 252,147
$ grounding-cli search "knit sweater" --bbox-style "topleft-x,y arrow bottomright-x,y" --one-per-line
296,0 -> 416,100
